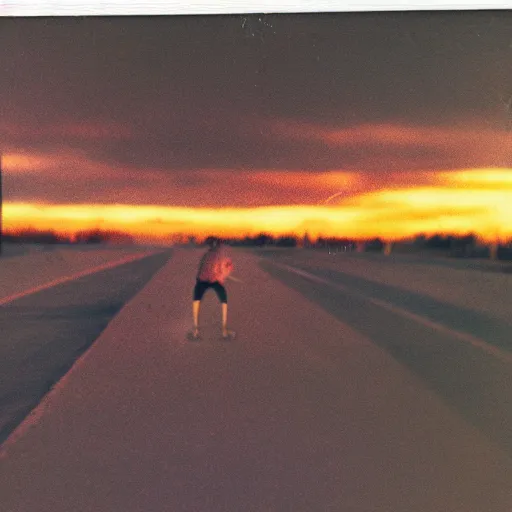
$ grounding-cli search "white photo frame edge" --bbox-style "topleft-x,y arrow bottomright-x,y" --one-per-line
0,0 -> 511,17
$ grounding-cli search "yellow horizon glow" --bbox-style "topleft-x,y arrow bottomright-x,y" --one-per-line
3,168 -> 511,243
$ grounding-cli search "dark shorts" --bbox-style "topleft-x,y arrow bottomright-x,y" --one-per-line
193,279 -> 227,303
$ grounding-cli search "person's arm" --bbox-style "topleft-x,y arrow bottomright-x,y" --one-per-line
220,257 -> 233,280
197,253 -> 207,279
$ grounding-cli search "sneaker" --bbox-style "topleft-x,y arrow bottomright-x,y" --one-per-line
188,327 -> 201,340
222,329 -> 236,340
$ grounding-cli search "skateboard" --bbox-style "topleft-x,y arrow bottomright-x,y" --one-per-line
186,330 -> 236,341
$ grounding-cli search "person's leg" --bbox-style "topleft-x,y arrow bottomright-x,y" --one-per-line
222,303 -> 228,334
192,280 -> 208,337
192,301 -> 201,334
212,282 -> 233,338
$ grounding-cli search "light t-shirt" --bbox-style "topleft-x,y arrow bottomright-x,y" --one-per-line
197,247 -> 233,284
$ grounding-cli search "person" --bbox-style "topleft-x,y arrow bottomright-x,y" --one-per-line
192,237 -> 235,339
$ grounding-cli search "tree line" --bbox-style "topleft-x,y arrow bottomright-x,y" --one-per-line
4,229 -> 512,259
3,228 -> 135,245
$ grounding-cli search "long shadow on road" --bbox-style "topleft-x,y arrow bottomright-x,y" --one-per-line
259,257 -> 512,458
0,250 -> 172,446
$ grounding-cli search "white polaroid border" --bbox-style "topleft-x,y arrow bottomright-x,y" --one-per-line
0,0 -> 511,16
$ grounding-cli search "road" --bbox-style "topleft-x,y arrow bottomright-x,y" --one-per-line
0,250 -> 172,444
0,247 -> 511,511
258,249 -> 512,454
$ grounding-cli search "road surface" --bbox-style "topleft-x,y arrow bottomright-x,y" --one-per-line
0,250 -> 172,444
0,248 -> 511,511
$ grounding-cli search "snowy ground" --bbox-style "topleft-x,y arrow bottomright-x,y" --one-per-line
0,247 -> 511,511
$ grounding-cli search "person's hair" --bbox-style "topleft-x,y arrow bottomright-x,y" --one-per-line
207,237 -> 223,248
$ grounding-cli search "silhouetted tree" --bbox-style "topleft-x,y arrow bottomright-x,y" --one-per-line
316,237 -> 326,248
75,229 -> 106,244
414,234 -> 427,247
425,234 -> 451,249
275,235 -> 297,247
365,238 -> 384,251
254,233 -> 274,246
5,229 -> 66,244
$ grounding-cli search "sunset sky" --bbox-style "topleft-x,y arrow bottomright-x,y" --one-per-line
1,13 -> 511,243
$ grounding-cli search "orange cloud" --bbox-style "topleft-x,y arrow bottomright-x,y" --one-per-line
267,120 -> 512,169
2,153 -> 56,173
2,150 -> 143,181
244,170 -> 360,204
3,152 -> 366,207
0,121 -> 133,140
